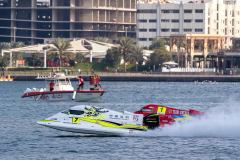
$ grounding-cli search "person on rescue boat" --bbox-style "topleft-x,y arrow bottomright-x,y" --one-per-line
94,74 -> 101,90
77,76 -> 84,90
49,81 -> 55,92
89,73 -> 101,90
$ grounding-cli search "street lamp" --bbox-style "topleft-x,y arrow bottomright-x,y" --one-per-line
42,45 -> 51,68
125,26 -> 128,37
13,27 -> 16,43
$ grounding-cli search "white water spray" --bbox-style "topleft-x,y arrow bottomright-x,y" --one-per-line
145,99 -> 240,138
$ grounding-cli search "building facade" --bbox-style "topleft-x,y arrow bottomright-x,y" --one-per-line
0,0 -> 136,44
137,0 -> 240,47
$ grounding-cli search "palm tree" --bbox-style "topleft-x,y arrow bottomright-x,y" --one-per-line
104,47 -> 121,67
52,38 -> 72,67
118,37 -> 135,72
175,38 -> 186,67
130,46 -> 144,71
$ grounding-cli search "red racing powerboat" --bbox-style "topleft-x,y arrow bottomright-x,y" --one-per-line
135,104 -> 203,128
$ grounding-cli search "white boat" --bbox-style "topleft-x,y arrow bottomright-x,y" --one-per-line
37,105 -> 147,136
37,104 -> 203,136
21,73 -> 105,101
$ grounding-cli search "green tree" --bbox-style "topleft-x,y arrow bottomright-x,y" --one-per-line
0,42 -> 25,52
0,55 -> 8,76
104,47 -> 121,67
149,38 -> 167,50
175,39 -> 186,67
148,38 -> 171,70
11,42 -> 25,48
75,53 -> 85,63
118,37 -> 135,72
129,46 -> 144,71
52,38 -> 72,67
149,49 -> 171,70
0,42 -> 11,52
0,56 -> 8,68
27,53 -> 43,67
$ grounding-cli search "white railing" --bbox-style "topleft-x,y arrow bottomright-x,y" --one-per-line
162,67 -> 216,72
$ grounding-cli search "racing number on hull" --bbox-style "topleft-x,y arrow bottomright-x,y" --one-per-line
72,117 -> 80,124
157,107 -> 166,115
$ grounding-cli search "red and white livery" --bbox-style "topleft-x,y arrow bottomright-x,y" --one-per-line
135,104 -> 203,128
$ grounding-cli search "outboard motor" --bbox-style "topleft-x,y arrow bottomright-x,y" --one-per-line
143,114 -> 160,129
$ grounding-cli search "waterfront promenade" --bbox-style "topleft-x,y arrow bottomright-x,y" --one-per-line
10,71 -> 240,82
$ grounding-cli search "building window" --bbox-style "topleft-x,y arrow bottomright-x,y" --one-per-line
139,29 -> 147,32
195,9 -> 203,13
171,29 -> 179,32
149,38 -> 153,41
161,10 -> 179,13
184,19 -> 192,23
138,19 -> 147,23
195,28 -> 203,32
171,19 -> 179,23
149,19 -> 157,23
161,10 -> 170,13
184,10 -> 192,13
149,29 -> 156,32
161,28 -> 169,32
195,19 -> 203,23
172,10 -> 179,13
137,10 -> 156,13
184,28 -> 192,32
139,38 -> 147,41
161,19 -> 169,22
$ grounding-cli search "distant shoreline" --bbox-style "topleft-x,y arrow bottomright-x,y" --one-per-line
12,73 -> 240,82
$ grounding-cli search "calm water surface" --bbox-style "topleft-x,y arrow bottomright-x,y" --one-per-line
0,81 -> 240,160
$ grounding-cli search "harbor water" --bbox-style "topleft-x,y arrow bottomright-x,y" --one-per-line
0,81 -> 240,160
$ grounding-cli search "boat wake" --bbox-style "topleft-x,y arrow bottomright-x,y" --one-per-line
143,99 -> 240,138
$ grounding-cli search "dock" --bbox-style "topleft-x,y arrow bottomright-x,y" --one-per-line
12,72 -> 240,82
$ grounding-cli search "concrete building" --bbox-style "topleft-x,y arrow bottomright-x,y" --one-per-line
137,0 -> 240,47
0,0 -> 136,44
169,34 -> 225,68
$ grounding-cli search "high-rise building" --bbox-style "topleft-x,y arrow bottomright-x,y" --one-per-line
0,0 -> 136,44
137,0 -> 240,47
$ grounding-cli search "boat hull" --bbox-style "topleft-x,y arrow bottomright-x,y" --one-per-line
73,90 -> 104,101
37,121 -> 145,136
22,90 -> 105,101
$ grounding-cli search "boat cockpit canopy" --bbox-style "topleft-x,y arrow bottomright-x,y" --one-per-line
62,109 -> 85,115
